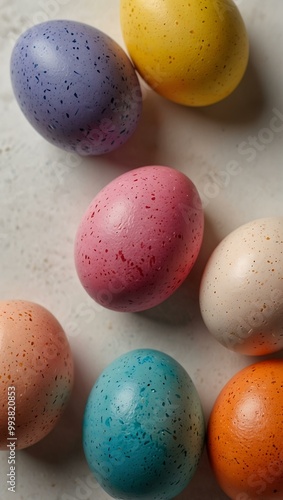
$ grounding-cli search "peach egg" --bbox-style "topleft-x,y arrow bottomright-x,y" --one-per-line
207,359 -> 283,499
0,300 -> 74,450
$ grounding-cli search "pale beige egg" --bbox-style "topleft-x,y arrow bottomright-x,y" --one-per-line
200,217 -> 283,355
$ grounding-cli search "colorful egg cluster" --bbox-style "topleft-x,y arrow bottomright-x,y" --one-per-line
10,0 -> 250,157
83,349 -> 205,500
6,3 -> 283,500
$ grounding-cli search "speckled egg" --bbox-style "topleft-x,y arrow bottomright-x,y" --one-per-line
200,217 -> 283,355
74,165 -> 204,312
10,20 -> 142,155
83,349 -> 205,500
0,300 -> 74,450
207,359 -> 283,500
120,0 -> 249,106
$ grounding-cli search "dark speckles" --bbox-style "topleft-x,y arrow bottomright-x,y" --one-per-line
136,266 -> 144,277
116,250 -> 126,262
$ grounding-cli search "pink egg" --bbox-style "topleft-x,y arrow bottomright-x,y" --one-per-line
74,165 -> 204,312
0,300 -> 74,450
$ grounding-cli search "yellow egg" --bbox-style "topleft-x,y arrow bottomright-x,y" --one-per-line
120,0 -> 249,106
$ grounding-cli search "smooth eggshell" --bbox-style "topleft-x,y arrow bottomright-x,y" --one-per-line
83,349 -> 205,500
74,165 -> 204,312
207,359 -> 283,500
10,20 -> 142,155
120,0 -> 249,106
200,217 -> 283,355
0,300 -> 74,449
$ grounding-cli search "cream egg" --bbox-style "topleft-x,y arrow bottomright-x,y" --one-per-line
200,217 -> 283,355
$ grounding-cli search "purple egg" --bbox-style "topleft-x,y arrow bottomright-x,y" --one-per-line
10,20 -> 142,155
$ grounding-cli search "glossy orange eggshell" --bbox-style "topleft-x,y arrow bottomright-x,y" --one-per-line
207,359 -> 283,499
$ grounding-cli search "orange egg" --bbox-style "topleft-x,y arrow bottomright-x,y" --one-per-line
207,360 -> 283,499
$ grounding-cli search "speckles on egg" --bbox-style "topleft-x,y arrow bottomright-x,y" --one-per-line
83,349 -> 205,500
74,165 -> 204,312
200,217 -> 283,355
10,20 -> 142,155
0,300 -> 74,450
121,0 -> 249,106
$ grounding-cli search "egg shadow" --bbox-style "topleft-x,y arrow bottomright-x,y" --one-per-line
194,39 -> 266,126
175,448 -> 229,500
137,212 -> 221,327
101,37 -> 266,174
159,38 -> 266,128
24,349 -> 98,464
245,347 -> 283,365
99,85 -> 163,170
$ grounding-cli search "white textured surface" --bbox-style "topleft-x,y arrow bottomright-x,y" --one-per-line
0,1 -> 283,499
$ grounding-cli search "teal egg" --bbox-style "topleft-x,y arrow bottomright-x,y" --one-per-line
83,349 -> 205,499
